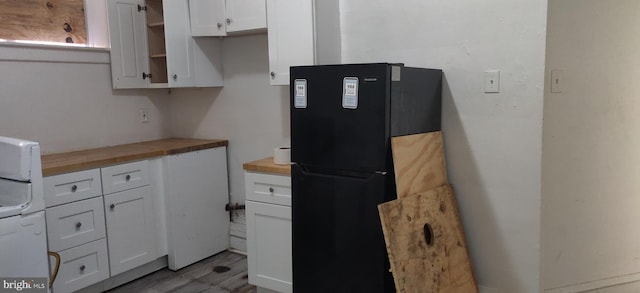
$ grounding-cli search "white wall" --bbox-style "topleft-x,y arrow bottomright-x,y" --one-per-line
0,44 -> 170,154
542,1 -> 640,291
170,34 -> 290,205
340,1 -> 547,292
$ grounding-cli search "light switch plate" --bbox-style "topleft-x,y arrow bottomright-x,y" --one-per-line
484,70 -> 500,93
551,70 -> 563,93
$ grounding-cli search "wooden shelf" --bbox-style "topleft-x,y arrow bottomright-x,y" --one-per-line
150,53 -> 166,58
147,22 -> 164,28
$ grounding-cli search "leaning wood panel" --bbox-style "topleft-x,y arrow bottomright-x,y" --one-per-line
378,185 -> 478,293
0,0 -> 86,44
392,131 -> 448,198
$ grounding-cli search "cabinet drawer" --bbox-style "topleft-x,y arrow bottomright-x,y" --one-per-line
44,169 -> 102,207
51,239 -> 109,293
101,160 -> 150,194
46,197 -> 106,252
245,172 -> 291,206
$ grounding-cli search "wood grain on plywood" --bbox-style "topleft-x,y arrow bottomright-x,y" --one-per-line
391,131 -> 448,198
378,185 -> 478,293
0,0 -> 86,44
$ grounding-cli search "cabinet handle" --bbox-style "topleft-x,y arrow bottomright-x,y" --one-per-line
71,185 -> 78,192
173,74 -> 178,80
270,72 -> 276,78
217,22 -> 222,29
79,265 -> 86,272
125,174 -> 131,181
110,204 -> 115,210
269,187 -> 274,193
142,72 -> 152,80
75,222 -> 82,229
226,18 -> 231,25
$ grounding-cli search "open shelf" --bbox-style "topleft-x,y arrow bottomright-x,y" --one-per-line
146,0 -> 166,84
147,22 -> 164,28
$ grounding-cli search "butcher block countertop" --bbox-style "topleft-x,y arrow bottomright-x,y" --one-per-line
243,157 -> 291,176
41,138 -> 228,176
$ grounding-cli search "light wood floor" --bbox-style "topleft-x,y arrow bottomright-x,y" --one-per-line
106,251 -> 256,293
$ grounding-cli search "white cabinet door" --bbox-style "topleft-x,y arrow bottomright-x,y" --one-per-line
266,0 -> 315,85
163,0 -> 196,87
189,0 -> 226,36
108,0 -> 149,89
104,185 -> 156,276
225,0 -> 266,33
164,147 -> 230,270
246,200 -> 292,293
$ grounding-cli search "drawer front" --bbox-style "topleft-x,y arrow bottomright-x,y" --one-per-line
245,172 -> 291,206
46,197 -> 106,252
101,160 -> 150,194
52,239 -> 109,293
44,169 -> 102,207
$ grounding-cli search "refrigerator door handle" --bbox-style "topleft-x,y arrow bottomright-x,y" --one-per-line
297,164 -> 384,180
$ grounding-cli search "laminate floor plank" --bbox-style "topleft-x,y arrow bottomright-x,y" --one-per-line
106,251 -> 256,293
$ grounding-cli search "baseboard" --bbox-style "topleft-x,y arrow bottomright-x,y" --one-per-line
545,273 -> 640,293
230,215 -> 247,253
230,234 -> 247,253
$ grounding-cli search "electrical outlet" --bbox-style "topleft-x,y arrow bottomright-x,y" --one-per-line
138,109 -> 149,123
484,70 -> 500,93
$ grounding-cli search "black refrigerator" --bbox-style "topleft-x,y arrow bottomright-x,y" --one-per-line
290,63 -> 442,292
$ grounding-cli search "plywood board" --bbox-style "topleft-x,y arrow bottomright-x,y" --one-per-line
392,131 -> 448,198
0,0 -> 86,44
378,185 -> 478,293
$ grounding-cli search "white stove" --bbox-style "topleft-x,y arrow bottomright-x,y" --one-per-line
0,136 -> 49,285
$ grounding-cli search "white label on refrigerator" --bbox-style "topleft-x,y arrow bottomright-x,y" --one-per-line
342,77 -> 359,109
391,65 -> 401,81
294,79 -> 307,108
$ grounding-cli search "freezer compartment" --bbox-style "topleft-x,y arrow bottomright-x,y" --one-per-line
290,63 -> 390,172
291,164 -> 394,293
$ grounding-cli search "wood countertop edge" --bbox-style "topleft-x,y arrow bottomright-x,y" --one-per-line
243,157 -> 291,176
42,138 -> 228,177
162,140 -> 228,155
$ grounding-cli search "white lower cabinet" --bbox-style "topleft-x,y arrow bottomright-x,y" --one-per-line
245,172 -> 292,293
45,161 -> 158,292
44,144 -> 230,292
164,147 -> 229,270
104,185 -> 157,276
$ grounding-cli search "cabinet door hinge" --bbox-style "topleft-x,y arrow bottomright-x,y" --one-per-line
137,4 -> 147,12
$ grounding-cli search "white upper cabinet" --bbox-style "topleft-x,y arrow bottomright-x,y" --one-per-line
190,0 -> 226,36
225,0 -> 267,33
108,0 -> 149,89
108,0 -> 223,89
189,0 -> 266,37
266,0 -> 341,85
163,0 -> 197,87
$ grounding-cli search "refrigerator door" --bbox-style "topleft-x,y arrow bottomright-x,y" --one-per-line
292,164 -> 394,292
290,63 -> 390,172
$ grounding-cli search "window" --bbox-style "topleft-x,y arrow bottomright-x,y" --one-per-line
0,0 -> 87,45
0,0 -> 109,48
